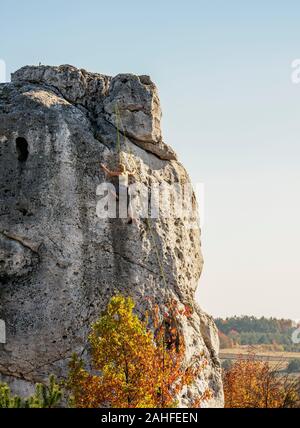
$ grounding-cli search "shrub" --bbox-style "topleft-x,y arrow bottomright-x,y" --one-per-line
223,354 -> 300,408
0,375 -> 62,408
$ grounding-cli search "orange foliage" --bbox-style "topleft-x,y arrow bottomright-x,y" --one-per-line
223,353 -> 299,408
68,296 -> 210,408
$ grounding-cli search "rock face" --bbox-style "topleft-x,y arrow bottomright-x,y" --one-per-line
0,65 -> 223,407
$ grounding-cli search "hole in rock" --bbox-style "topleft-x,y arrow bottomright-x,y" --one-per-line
16,137 -> 29,162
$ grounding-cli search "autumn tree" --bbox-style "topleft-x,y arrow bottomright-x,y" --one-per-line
150,298 -> 210,408
223,354 -> 300,408
68,295 -> 209,408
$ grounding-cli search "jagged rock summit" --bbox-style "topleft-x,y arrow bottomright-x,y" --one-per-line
0,65 -> 223,407
12,65 -> 177,161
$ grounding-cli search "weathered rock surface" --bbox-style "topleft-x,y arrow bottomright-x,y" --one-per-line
0,65 -> 223,407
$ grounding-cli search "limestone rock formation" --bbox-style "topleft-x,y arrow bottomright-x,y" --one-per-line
0,65 -> 223,407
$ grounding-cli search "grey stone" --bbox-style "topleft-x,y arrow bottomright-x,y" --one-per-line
0,233 -> 39,279
0,65 -> 223,407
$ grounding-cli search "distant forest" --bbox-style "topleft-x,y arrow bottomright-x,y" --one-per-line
215,316 -> 300,352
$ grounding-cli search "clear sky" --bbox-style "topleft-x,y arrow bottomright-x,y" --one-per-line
1,0 -> 299,319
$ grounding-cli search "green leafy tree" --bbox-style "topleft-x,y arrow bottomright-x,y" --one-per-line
215,316 -> 300,351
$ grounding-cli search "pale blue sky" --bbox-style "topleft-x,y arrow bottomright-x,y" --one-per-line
1,0 -> 300,318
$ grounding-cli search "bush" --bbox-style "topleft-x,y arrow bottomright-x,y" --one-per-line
223,354 -> 300,408
0,375 -> 62,408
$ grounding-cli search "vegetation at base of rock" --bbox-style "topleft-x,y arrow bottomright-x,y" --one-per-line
222,354 -> 300,408
67,295 -> 210,408
0,375 -> 62,408
0,297 -> 210,409
216,316 -> 300,352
